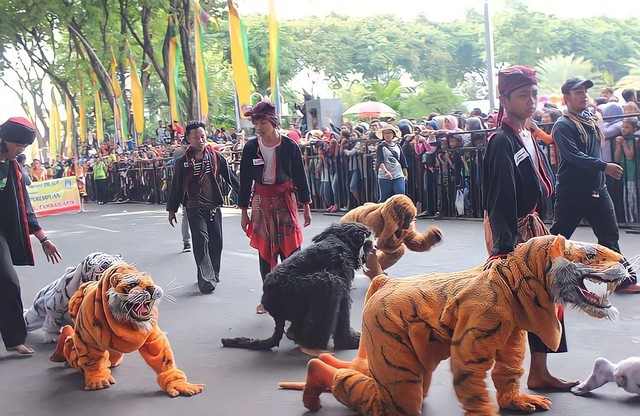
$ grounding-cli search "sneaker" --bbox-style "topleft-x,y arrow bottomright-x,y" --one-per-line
182,243 -> 191,253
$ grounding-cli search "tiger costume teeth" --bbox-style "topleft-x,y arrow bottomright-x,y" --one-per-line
49,263 -> 204,397
296,235 -> 631,415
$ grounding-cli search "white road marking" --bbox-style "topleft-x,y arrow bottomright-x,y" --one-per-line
81,225 -> 120,233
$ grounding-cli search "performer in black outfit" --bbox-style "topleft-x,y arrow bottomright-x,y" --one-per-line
167,121 -> 239,294
483,66 -> 577,391
1,117 -> 61,355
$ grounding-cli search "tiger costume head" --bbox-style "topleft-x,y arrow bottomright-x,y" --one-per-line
103,263 -> 163,333
379,194 -> 417,239
500,235 -> 632,351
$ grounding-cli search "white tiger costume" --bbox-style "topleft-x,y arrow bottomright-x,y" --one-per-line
23,252 -> 124,343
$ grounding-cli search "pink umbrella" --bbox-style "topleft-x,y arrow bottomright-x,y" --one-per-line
343,101 -> 398,119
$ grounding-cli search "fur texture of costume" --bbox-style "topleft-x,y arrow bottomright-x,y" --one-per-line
49,263 -> 204,397
573,357 -> 640,396
221,223 -> 375,353
296,236 -> 632,415
340,194 -> 442,278
23,252 -> 124,343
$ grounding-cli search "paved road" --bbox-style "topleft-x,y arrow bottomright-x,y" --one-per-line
1,203 -> 639,416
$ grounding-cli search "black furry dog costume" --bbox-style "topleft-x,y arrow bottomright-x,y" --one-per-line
221,222 -> 374,351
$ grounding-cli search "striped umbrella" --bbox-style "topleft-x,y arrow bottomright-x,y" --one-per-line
343,101 -> 398,119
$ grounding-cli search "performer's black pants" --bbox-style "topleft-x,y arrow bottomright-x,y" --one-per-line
186,207 -> 222,293
258,248 -> 300,282
95,178 -> 108,204
0,232 -> 27,348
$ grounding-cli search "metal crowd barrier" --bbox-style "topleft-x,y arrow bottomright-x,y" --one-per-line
85,115 -> 640,224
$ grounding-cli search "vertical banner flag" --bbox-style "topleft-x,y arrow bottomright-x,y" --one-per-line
193,0 -> 209,122
127,41 -> 145,141
269,0 -> 281,117
78,74 -> 87,146
64,94 -> 74,157
49,89 -> 61,161
110,48 -> 126,144
168,15 -> 181,123
227,0 -> 252,119
91,72 -> 104,145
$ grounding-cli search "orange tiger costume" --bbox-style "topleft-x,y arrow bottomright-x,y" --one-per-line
50,263 -> 204,397
340,194 -> 442,279
298,235 -> 631,415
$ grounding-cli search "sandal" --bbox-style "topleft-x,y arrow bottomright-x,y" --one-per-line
256,304 -> 267,314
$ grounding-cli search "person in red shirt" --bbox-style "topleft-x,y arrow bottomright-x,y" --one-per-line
172,120 -> 185,142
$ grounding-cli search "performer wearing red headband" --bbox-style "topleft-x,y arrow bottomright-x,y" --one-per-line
238,101 -> 311,314
0,117 -> 61,355
483,67 -> 577,391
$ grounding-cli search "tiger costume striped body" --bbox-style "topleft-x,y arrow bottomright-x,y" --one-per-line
300,235 -> 632,415
23,252 -> 124,343
49,263 -> 204,397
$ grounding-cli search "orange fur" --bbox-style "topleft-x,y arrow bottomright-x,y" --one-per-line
341,194 -> 442,278
50,263 -> 204,397
301,235 -> 625,415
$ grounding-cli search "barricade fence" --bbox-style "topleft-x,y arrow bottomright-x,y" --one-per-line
85,117 -> 640,224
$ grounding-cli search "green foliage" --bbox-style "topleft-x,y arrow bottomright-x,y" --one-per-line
616,57 -> 640,89
398,80 -> 465,118
536,54 -> 596,94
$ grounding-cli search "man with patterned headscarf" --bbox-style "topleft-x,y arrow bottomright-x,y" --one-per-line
238,100 -> 311,314
1,117 -> 61,355
483,66 -> 576,392
550,78 -> 639,294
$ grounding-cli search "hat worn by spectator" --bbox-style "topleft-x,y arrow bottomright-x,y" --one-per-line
375,123 -> 401,140
244,100 -> 278,127
561,77 -> 594,95
0,117 -> 36,145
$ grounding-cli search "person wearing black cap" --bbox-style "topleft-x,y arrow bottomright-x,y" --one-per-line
550,78 -> 640,294
0,117 -> 61,355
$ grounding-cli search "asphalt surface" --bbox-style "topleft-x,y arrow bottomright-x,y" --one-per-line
1,203 -> 639,416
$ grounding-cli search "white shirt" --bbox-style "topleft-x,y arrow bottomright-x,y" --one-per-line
520,129 -> 538,169
258,137 -> 277,185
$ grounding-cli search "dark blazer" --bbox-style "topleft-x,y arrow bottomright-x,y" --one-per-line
238,135 -> 311,209
166,146 -> 239,213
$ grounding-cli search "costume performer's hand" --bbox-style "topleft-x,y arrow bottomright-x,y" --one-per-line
303,204 -> 311,227
168,211 -> 177,227
241,209 -> 250,233
42,240 -> 61,264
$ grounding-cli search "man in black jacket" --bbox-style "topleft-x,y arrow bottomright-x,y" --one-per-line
550,77 -> 639,293
1,117 -> 61,355
167,121 -> 239,294
483,66 -> 575,392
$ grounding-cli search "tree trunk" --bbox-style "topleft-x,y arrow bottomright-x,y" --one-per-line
176,0 -> 198,120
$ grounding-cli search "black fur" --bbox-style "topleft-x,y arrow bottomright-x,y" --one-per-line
221,223 -> 374,351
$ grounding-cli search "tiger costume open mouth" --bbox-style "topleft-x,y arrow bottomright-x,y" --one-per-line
553,258 -> 630,319
127,299 -> 156,321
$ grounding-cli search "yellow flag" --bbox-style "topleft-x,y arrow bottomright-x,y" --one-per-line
194,1 -> 209,121
127,41 -> 145,136
227,0 -> 252,118
65,94 -> 74,157
50,90 -> 61,162
110,48 -> 122,99
91,72 -> 104,145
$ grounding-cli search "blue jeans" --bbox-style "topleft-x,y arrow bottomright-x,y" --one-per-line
378,177 -> 405,202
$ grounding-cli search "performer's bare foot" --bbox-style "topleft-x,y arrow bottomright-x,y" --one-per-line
6,344 -> 34,355
256,304 -> 267,314
528,352 -> 579,391
50,325 -> 73,362
527,373 -> 579,391
303,359 -> 337,412
300,347 -> 330,357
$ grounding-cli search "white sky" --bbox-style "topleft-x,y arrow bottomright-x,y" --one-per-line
2,0 -> 638,123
